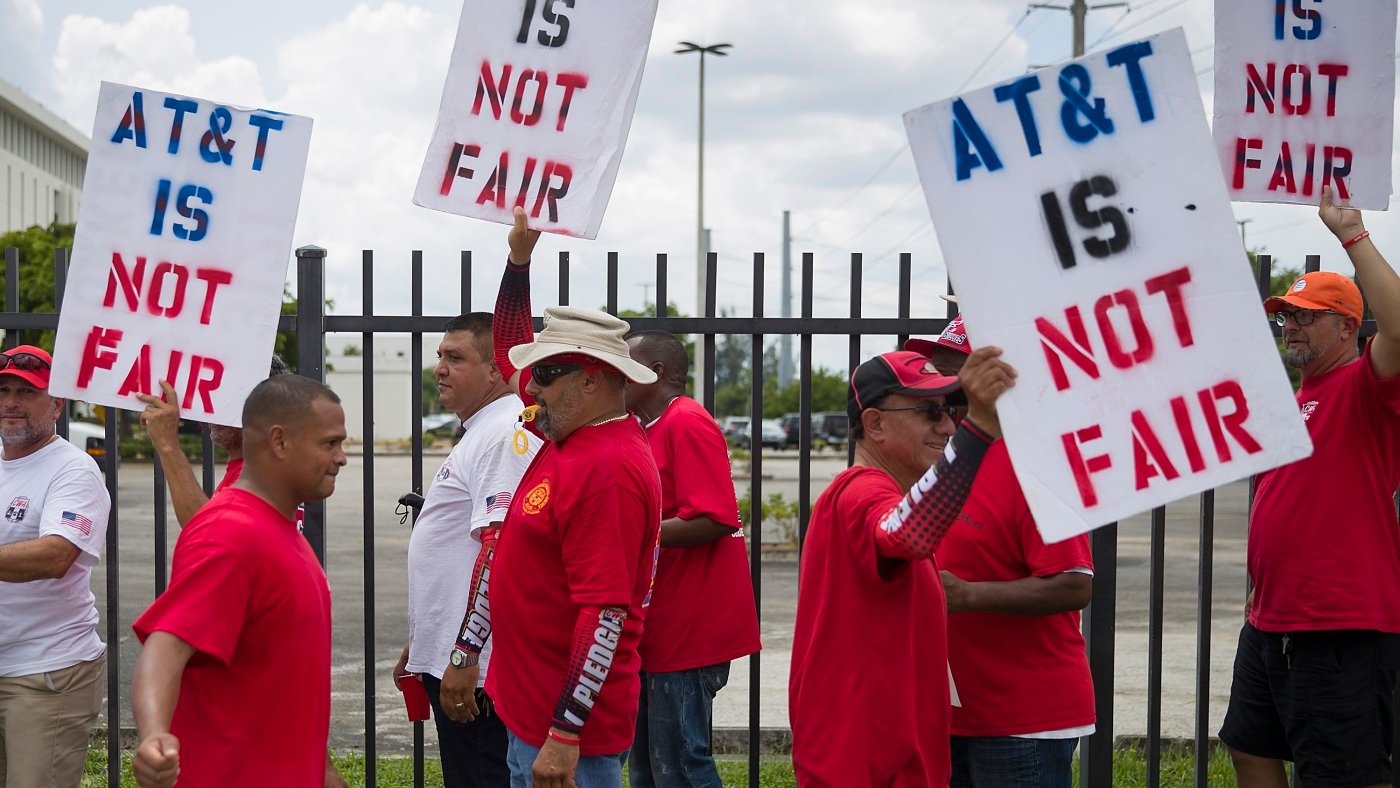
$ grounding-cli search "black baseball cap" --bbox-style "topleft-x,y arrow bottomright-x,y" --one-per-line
848,350 -> 962,422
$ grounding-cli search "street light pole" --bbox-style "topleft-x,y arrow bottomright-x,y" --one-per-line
676,41 -> 731,400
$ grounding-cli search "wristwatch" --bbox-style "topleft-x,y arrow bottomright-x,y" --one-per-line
449,648 -> 480,668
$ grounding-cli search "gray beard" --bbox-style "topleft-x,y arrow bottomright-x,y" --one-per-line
1283,346 -> 1316,369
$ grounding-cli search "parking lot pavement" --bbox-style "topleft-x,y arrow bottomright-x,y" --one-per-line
94,451 -> 1250,752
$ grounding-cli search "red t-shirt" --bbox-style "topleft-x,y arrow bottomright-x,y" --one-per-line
789,466 -> 950,787
937,440 -> 1095,736
1249,346 -> 1400,632
215,458 -> 242,492
133,489 -> 332,786
638,397 -> 760,672
485,418 -> 661,756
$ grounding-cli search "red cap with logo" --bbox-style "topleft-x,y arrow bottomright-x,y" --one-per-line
848,350 -> 962,422
905,314 -> 972,358
0,345 -> 52,389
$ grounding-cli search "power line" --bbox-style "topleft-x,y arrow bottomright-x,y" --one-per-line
791,147 -> 908,238
1091,0 -> 1193,50
958,8 -> 1036,92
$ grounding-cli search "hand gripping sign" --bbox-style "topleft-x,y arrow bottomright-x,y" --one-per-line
904,29 -> 1312,543
50,82 -> 313,427
413,0 -> 660,239
1213,0 -> 1397,209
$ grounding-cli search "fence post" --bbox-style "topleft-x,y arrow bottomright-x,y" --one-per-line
295,244 -> 328,565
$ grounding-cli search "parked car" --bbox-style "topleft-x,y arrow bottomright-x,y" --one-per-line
780,413 -> 803,449
64,420 -> 109,466
811,411 -> 849,449
721,416 -> 751,446
731,418 -> 786,451
421,412 -> 458,435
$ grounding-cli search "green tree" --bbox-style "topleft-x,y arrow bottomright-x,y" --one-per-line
422,367 -> 442,414
618,301 -> 696,396
761,367 -> 848,418
0,222 -> 73,348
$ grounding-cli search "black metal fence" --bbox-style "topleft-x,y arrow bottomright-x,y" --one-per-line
0,244 -> 1388,787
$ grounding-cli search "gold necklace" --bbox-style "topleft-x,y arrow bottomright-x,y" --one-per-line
585,412 -> 631,428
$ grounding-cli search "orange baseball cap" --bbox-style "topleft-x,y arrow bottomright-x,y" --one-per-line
1263,272 -> 1362,320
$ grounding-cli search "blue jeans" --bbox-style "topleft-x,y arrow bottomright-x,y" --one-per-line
629,662 -> 730,788
421,673 -> 510,788
505,730 -> 626,788
949,735 -> 1078,788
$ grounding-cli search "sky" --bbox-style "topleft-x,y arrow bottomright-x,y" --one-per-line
4,0 -> 1398,370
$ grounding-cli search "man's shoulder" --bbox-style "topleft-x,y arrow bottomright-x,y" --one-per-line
456,396 -> 526,448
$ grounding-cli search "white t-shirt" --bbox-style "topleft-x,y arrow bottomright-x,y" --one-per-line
0,436 -> 111,676
406,395 -> 537,683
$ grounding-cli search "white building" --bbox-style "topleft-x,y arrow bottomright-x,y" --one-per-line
0,78 -> 89,234
326,334 -> 443,442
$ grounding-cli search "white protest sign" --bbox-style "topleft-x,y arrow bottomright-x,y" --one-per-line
904,29 -> 1312,542
50,82 -> 312,427
413,0 -> 659,239
1213,1 -> 1397,209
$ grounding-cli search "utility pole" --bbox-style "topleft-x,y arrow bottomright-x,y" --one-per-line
1031,0 -> 1127,58
779,210 -> 793,388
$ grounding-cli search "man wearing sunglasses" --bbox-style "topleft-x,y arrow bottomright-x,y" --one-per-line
622,329 -> 760,788
790,346 -> 1016,786
449,207 -> 662,788
1222,186 -> 1400,788
909,319 -> 1095,787
0,345 -> 111,786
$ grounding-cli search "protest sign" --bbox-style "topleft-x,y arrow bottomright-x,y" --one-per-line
1213,1 -> 1396,209
50,82 -> 312,427
904,29 -> 1312,542
413,0 -> 659,239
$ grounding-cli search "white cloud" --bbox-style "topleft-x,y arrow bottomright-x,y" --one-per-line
52,5 -> 267,130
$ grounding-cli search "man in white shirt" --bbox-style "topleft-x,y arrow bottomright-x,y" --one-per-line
0,344 -> 111,787
392,314 -> 538,787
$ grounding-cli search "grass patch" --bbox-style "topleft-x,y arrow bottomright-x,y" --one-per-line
84,742 -> 1238,787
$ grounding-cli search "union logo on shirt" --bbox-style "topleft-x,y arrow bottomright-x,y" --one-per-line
436,458 -> 454,482
4,496 -> 29,523
522,479 -> 551,515
1300,400 -> 1319,423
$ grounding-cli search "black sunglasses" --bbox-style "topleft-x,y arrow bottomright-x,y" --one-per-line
531,363 -> 584,387
876,402 -> 960,423
0,352 -> 50,372
1273,309 -> 1340,327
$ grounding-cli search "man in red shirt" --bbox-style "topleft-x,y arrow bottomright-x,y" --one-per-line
451,207 -> 662,788
623,329 -> 761,788
1222,186 -> 1400,788
910,316 -> 1095,786
130,375 -> 347,787
789,346 -> 1016,787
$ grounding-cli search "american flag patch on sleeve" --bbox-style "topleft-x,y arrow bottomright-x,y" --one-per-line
485,492 -> 513,514
61,511 -> 93,536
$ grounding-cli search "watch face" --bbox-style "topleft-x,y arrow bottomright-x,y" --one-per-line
450,650 -> 465,667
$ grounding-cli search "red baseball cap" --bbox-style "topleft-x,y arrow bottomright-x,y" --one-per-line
1263,272 -> 1363,320
904,314 -> 972,358
848,350 -> 961,422
0,345 -> 52,389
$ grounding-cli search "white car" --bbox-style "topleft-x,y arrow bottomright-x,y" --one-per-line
64,421 -> 109,466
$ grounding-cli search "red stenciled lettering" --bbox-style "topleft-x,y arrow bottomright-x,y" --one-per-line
195,268 -> 233,325
1280,64 -> 1311,116
104,252 -> 146,311
509,69 -> 549,126
147,261 -> 188,319
1198,380 -> 1263,464
116,343 -> 152,397
439,142 -> 482,197
183,355 -> 223,413
1245,62 -> 1275,113
1144,267 -> 1194,349
1094,289 -> 1154,370
1169,394 -> 1206,474
1061,424 -> 1113,508
1037,308 -> 1098,392
78,326 -> 123,388
1131,409 -> 1179,490
554,72 -> 588,132
472,60 -> 512,120
1233,138 -> 1263,189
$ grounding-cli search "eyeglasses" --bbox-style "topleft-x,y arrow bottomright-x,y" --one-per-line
876,402 -> 960,423
0,352 -> 50,372
1274,309 -> 1340,327
530,363 -> 583,387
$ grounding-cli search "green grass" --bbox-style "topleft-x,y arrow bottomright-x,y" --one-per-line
84,742 -> 1238,787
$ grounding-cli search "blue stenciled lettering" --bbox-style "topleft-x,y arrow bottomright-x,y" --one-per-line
200,107 -> 235,166
172,185 -> 213,242
163,98 -> 198,155
1106,41 -> 1156,123
994,75 -> 1044,157
1058,64 -> 1115,144
951,99 -> 1003,181
110,92 -> 147,148
247,115 -> 285,172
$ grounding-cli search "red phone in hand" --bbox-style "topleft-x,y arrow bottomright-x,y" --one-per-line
399,674 -> 430,722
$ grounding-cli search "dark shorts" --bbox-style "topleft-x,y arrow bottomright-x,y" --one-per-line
1220,622 -> 1399,787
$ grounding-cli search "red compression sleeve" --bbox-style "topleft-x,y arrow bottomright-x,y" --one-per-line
551,605 -> 628,736
873,419 -> 995,561
455,526 -> 498,654
493,259 -> 535,395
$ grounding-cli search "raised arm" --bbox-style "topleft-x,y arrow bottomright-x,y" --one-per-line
1319,185 -> 1400,379
494,207 -> 543,393
138,380 -> 210,526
